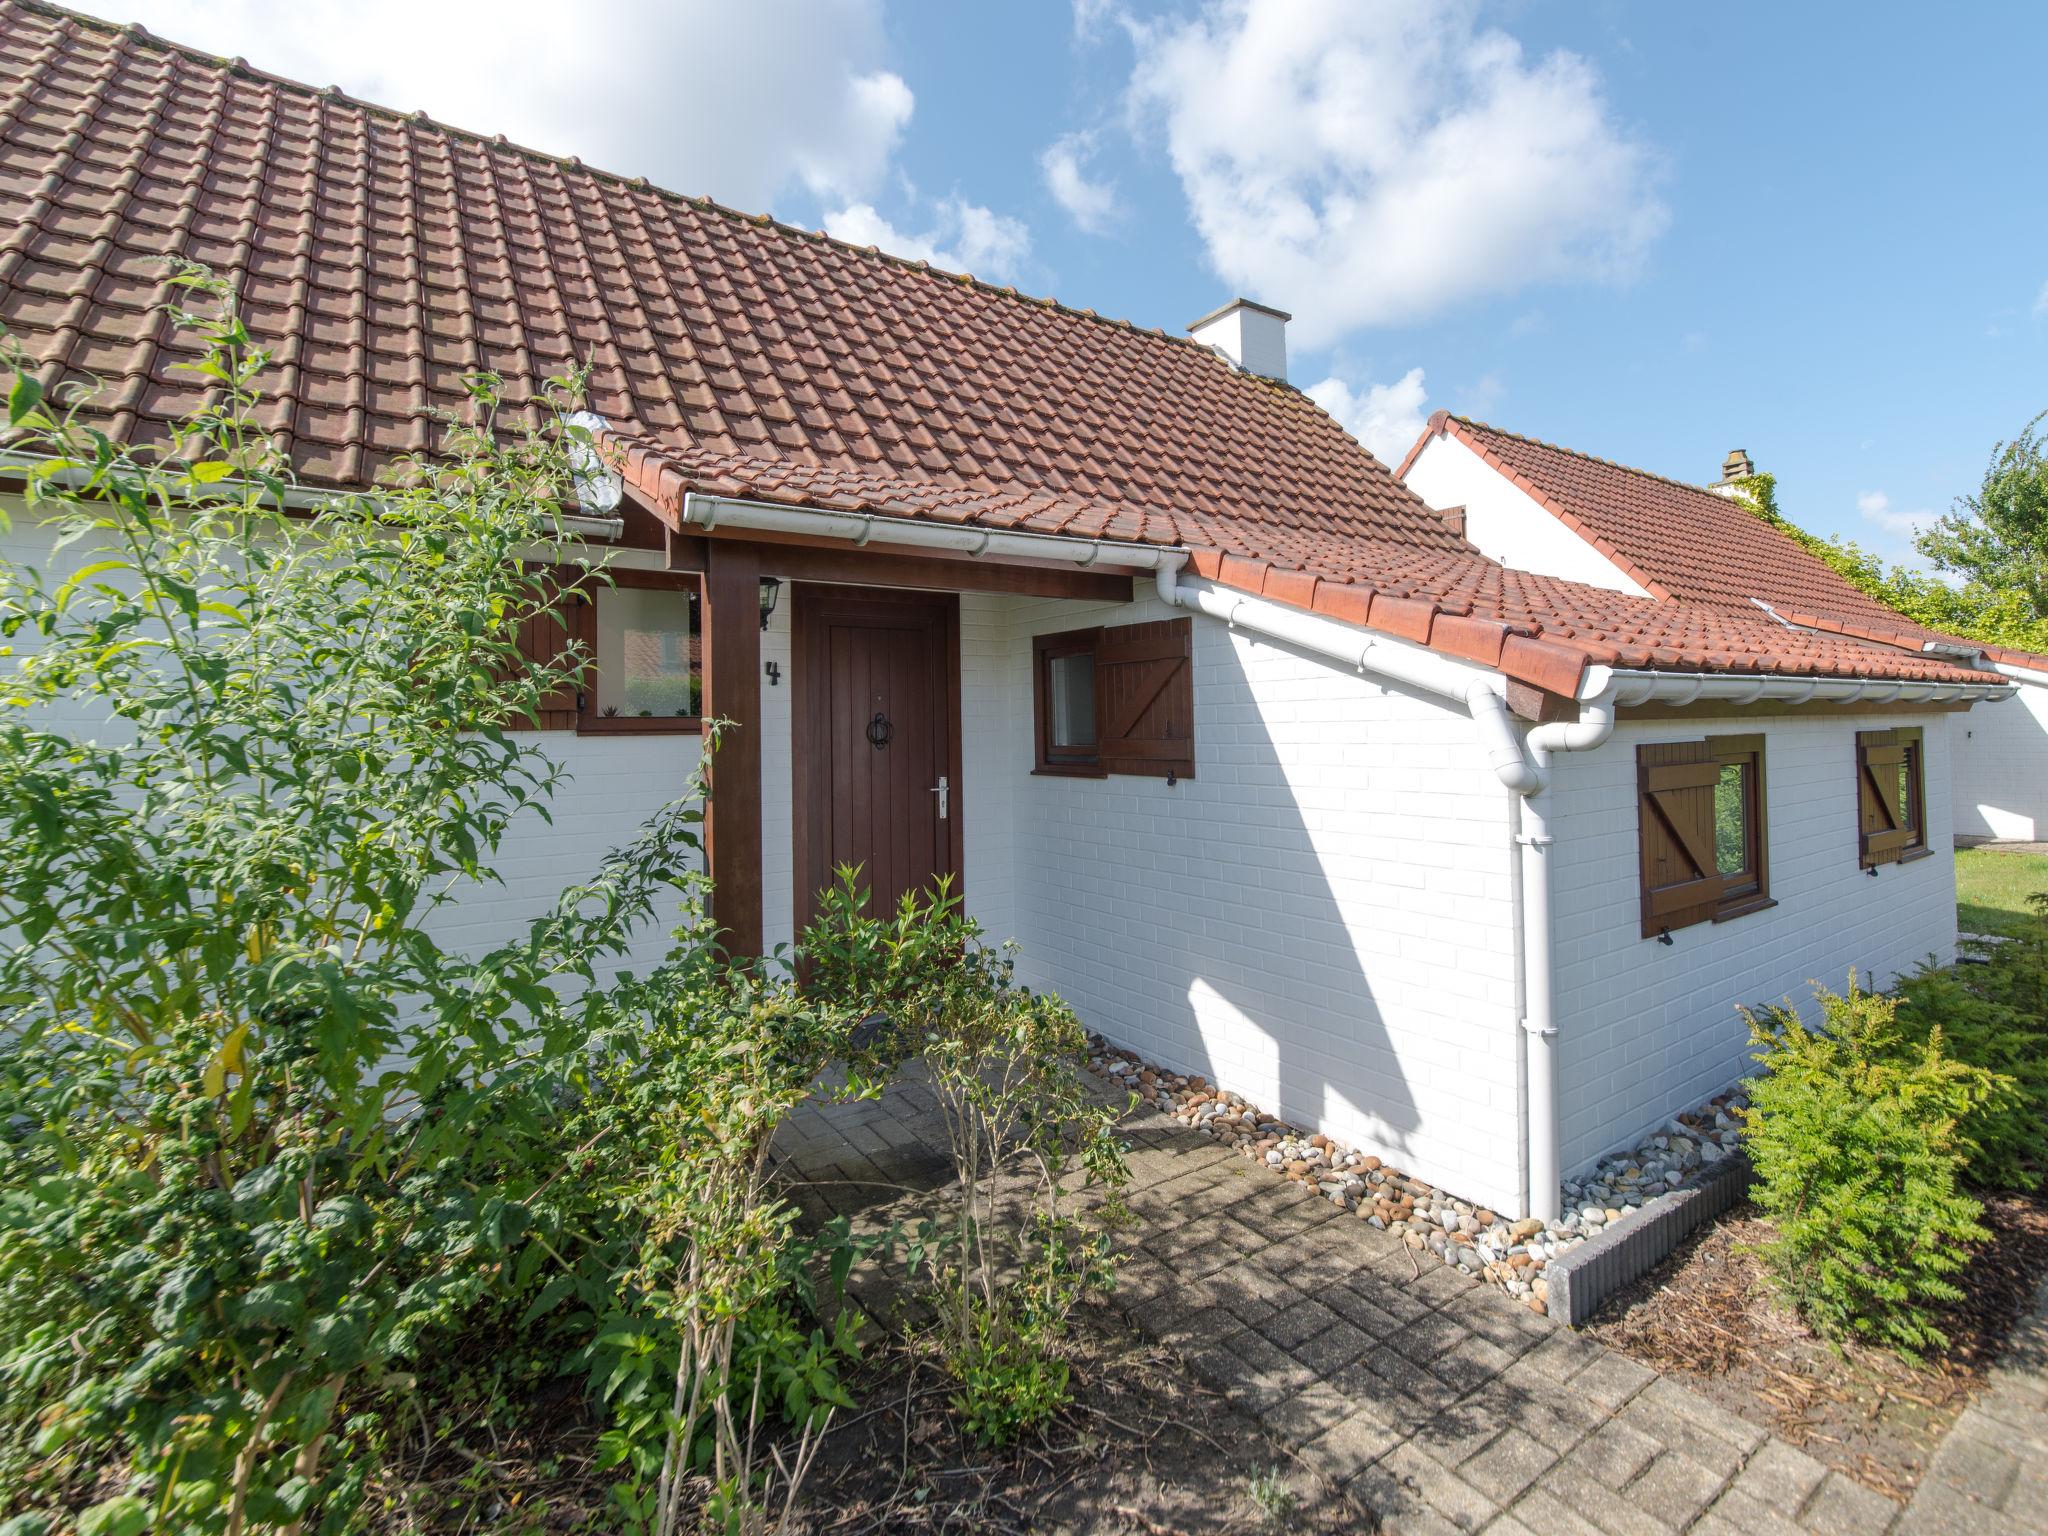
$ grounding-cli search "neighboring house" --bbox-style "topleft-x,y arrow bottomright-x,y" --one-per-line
0,3 -> 2018,1221
1400,413 -> 2048,842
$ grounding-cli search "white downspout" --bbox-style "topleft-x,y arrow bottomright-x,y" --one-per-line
1512,687 -> 1622,1222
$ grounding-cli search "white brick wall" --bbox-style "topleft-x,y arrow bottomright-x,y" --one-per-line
1952,676 -> 2048,842
0,505 -> 707,990
964,591 -> 1531,1212
1547,712 -> 1958,1172
1401,434 -> 1652,598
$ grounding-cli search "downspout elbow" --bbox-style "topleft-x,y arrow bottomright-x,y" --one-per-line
1468,681 -> 1543,795
1154,554 -> 1189,608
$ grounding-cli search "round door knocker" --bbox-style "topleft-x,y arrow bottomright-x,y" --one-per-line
866,711 -> 893,750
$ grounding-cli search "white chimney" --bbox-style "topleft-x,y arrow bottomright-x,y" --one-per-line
1187,297 -> 1289,381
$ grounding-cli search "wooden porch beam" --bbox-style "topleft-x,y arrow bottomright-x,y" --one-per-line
663,527 -> 1137,603
702,540 -> 764,958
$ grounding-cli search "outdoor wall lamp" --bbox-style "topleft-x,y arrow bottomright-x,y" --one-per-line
757,576 -> 783,630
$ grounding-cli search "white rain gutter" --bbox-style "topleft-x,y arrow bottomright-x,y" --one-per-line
1158,573 -> 2017,1222
677,492 -> 1190,579
0,449 -> 628,541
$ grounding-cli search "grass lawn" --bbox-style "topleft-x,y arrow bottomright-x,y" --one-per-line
1956,847 -> 2048,936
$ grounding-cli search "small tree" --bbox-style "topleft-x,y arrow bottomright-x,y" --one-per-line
803,874 -> 1130,1445
0,268 -> 707,1532
1920,410 -> 2048,620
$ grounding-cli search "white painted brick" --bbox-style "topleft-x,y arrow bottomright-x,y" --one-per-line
1952,680 -> 2048,841
1548,714 -> 1960,1173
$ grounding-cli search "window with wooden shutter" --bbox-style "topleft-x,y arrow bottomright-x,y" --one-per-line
507,570 -> 703,735
1030,616 -> 1194,779
1856,726 -> 1926,868
1096,617 -> 1194,780
1637,733 -> 1771,939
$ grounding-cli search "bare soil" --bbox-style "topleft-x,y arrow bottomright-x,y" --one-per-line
368,1303 -> 1369,1534
1584,1192 -> 2048,1502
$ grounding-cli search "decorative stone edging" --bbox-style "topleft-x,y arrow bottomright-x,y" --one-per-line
1086,1033 -> 1747,1319
1545,1149 -> 1754,1326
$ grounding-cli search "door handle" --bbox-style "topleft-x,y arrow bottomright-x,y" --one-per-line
931,776 -> 949,820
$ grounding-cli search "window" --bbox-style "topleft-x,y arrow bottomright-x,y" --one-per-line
1033,627 -> 1101,772
1031,617 -> 1194,780
1637,734 -> 1770,938
590,583 -> 701,728
511,572 -> 702,734
1856,726 -> 1926,867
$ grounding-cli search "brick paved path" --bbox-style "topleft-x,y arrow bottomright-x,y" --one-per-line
772,1074 -> 1956,1534
1898,1274 -> 2048,1535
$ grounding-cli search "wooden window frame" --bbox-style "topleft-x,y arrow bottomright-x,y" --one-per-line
1636,732 -> 1773,940
1032,625 -> 1106,776
511,567 -> 704,735
1856,725 -> 1928,868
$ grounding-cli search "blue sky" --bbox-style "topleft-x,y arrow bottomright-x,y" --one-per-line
91,1 -> 2048,566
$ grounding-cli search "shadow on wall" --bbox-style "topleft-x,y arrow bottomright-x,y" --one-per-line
1003,609 -> 1497,1185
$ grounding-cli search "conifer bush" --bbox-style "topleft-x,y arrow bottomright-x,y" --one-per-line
1892,905 -> 2048,1192
1742,979 -> 2011,1357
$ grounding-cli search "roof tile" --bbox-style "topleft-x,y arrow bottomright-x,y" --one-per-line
0,1 -> 2005,693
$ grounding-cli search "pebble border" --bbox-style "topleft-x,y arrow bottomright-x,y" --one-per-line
1087,1033 -> 1746,1319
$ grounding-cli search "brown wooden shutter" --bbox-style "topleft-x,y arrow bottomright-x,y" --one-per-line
1096,616 -> 1194,779
513,572 -> 585,731
1638,740 -> 1725,936
1857,728 -> 1910,867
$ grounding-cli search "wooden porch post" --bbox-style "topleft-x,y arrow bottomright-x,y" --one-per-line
702,540 -> 764,957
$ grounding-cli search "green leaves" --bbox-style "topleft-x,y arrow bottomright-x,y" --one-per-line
1743,977 -> 2007,1357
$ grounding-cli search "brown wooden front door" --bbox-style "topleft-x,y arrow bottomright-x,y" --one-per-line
792,585 -> 962,937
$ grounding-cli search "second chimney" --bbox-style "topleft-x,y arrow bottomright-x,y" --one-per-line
1710,448 -> 1756,494
1188,297 -> 1289,381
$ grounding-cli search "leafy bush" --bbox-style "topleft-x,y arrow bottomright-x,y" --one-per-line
0,271 -> 871,1535
1742,978 -> 2011,1356
805,871 -> 1130,1444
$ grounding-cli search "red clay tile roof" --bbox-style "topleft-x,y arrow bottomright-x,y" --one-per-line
0,2 -> 2004,694
1405,411 -> 2048,675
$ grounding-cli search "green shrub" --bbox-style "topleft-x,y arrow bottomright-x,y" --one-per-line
1892,909 -> 2048,1191
944,1303 -> 1071,1448
1742,978 -> 2010,1356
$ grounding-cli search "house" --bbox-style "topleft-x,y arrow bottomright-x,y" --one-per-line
0,2 -> 2017,1222
1399,413 -> 2048,843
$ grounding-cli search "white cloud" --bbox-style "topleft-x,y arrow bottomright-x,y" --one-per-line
1124,0 -> 1667,345
825,198 -> 1032,282
1306,367 -> 1429,465
89,0 -> 913,211
1041,132 -> 1121,234
1857,489 -> 1937,542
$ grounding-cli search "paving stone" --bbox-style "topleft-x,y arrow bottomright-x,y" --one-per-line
1696,1485 -> 1809,1536
1532,1460 -> 1678,1536
1258,1295 -> 1346,1351
1565,1418 -> 1663,1489
1627,1448 -> 1729,1529
1262,1380 -> 1361,1445
1291,1317 -> 1376,1376
1634,1376 -> 1768,1454
1390,1310 -> 1474,1368
1919,1429 -> 2021,1509
1501,1488 -> 1608,1536
1304,1406 -> 1404,1485
1370,1440 -> 1500,1531
1612,1390 -> 1749,1480
1340,1343 -> 1464,1416
1441,1286 -> 1558,1356
1411,1398 -> 1512,1469
1324,1283 -> 1409,1340
1565,1351 -> 1657,1412
1462,1427 -> 1562,1504
1798,1471 -> 1901,1536
1726,1436 -> 1830,1519
1436,1334 -> 1518,1397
